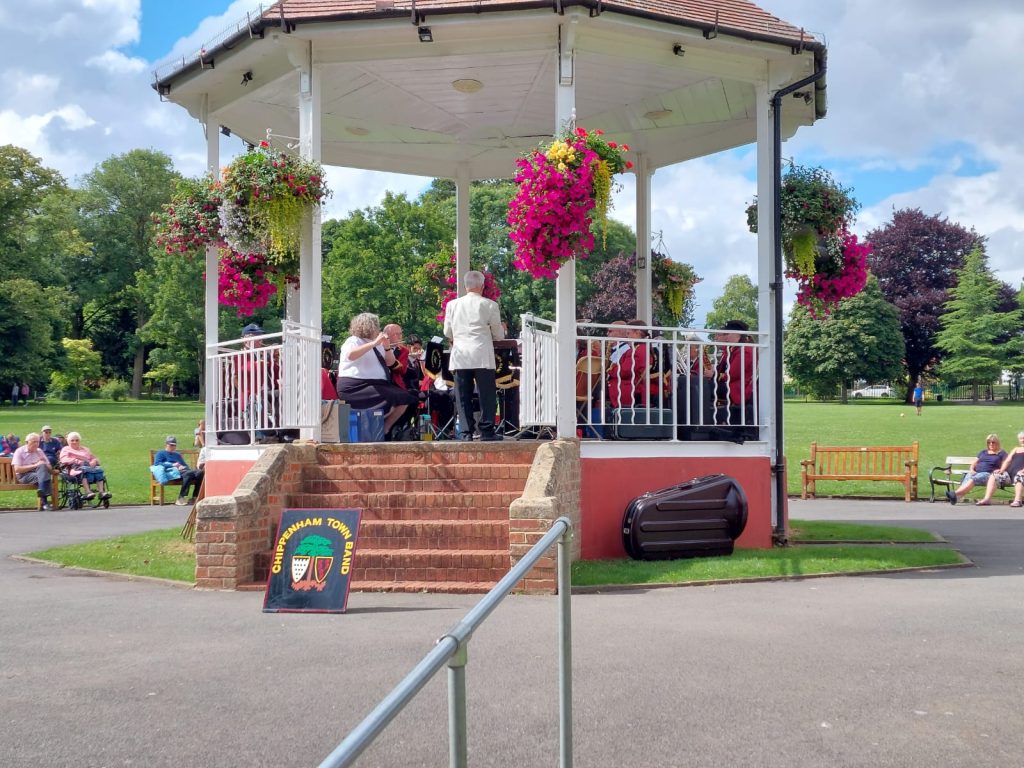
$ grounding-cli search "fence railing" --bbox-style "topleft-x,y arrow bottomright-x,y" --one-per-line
519,317 -> 765,440
208,320 -> 321,444
318,517 -> 575,768
520,314 -> 558,429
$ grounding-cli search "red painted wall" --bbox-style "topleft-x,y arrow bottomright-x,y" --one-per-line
579,456 -> 774,559
206,460 -> 256,497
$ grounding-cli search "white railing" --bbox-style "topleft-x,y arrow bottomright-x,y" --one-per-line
208,320 -> 321,444
517,318 -> 765,441
520,314 -> 558,429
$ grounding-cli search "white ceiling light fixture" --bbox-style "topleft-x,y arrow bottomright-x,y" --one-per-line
451,78 -> 483,94
643,108 -> 673,121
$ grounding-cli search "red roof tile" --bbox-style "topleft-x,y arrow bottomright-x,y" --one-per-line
264,0 -> 818,47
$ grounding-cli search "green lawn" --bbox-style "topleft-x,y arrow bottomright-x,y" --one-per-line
789,519 -> 939,543
0,401 -> 203,508
27,527 -> 195,582
572,545 -> 964,587
783,400 -> 1024,498
1,398 -> 1019,508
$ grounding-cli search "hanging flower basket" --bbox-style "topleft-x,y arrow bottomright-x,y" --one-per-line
746,164 -> 859,276
507,126 -> 631,280
221,140 -> 330,280
217,248 -> 285,317
789,231 -> 870,317
652,255 -> 701,325
153,176 -> 223,256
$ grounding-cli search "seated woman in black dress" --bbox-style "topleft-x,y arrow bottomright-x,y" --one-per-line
336,312 -> 418,438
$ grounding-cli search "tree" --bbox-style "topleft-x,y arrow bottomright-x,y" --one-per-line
57,338 -> 102,402
866,208 -> 984,399
76,150 -> 179,396
0,145 -> 66,279
784,274 -> 905,400
0,278 -> 69,388
322,191 -> 452,340
705,275 -> 758,331
935,247 -> 1022,400
579,253 -> 637,323
139,250 -> 206,398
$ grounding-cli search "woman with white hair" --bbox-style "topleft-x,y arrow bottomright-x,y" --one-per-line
59,432 -> 111,501
336,312 -> 419,438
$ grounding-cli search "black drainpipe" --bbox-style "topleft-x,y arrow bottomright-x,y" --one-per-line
769,60 -> 826,544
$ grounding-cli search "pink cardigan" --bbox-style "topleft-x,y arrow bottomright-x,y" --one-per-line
59,445 -> 99,475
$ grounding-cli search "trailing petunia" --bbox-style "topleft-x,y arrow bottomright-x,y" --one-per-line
507,125 -> 631,280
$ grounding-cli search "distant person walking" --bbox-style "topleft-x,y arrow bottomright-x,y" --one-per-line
913,382 -> 924,416
11,383 -> 18,407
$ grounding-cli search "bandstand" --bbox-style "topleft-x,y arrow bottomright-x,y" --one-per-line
154,0 -> 826,588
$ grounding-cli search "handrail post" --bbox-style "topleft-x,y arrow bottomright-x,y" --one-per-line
448,644 -> 469,768
558,526 -> 573,768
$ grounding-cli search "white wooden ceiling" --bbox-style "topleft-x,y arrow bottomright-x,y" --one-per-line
165,10 -> 817,178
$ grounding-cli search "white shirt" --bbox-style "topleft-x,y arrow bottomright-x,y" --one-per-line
443,292 -> 504,370
337,336 -> 389,380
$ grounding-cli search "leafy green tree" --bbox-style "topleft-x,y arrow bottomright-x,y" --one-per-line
866,208 -> 984,398
139,250 -> 206,398
322,191 -> 452,340
705,274 -> 758,331
76,150 -> 179,396
0,145 -> 66,281
58,337 -> 102,402
784,275 -> 905,401
0,278 -> 69,389
935,247 -> 1022,400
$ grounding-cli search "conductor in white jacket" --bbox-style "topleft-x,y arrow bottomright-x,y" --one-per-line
443,270 -> 505,441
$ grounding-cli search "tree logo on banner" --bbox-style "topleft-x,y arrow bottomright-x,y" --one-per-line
290,534 -> 334,591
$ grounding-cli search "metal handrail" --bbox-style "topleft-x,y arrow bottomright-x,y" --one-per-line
318,516 -> 575,768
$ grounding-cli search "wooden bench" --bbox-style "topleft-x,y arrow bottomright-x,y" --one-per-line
0,457 -> 59,509
928,455 -> 1015,503
801,442 -> 919,502
149,449 -> 199,505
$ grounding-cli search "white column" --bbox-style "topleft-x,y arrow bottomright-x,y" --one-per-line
202,94 -> 219,443
634,153 -> 653,323
554,16 -> 579,439
755,81 -> 777,458
298,44 -> 323,440
455,163 -> 471,296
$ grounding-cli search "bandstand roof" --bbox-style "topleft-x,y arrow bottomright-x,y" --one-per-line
154,0 -> 826,178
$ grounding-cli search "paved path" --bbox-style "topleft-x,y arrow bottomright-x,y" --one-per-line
1,499 -> 1022,767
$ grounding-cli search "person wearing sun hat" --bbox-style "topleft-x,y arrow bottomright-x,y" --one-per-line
39,425 -> 63,466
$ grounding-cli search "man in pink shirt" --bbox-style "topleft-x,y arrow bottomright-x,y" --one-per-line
12,432 -> 53,510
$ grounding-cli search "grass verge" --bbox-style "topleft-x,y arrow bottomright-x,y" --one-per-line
789,519 -> 939,542
572,546 -> 964,587
27,527 -> 195,583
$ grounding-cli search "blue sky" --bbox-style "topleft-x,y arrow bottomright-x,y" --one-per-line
3,0 -> 1022,324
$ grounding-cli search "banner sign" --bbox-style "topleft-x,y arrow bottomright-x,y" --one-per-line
263,508 -> 361,614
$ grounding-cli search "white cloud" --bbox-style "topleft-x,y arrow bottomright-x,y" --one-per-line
4,0 -> 1023,314
87,50 -> 148,74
